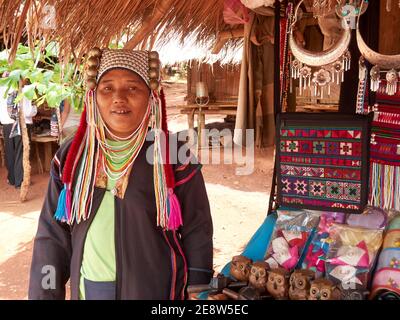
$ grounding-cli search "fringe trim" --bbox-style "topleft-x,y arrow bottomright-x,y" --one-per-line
370,162 -> 400,211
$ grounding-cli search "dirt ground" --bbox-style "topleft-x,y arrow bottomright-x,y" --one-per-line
0,82 -> 274,300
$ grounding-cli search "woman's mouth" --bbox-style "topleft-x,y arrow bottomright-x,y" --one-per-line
111,109 -> 131,115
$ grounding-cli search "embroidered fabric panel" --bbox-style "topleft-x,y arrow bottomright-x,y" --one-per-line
371,87 -> 400,166
368,87 -> 400,211
277,114 -> 370,214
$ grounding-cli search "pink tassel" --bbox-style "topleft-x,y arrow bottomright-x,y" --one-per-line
66,185 -> 72,222
167,188 -> 183,230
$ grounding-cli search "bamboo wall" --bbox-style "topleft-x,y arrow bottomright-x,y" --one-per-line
187,60 -> 241,104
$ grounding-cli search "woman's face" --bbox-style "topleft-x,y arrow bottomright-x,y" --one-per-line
96,69 -> 150,138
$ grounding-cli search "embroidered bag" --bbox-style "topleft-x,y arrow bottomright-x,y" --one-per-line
276,113 -> 372,214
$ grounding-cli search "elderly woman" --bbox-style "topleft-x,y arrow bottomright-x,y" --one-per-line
29,49 -> 213,300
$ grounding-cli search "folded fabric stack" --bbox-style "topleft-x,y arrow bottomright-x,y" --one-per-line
325,223 -> 383,300
265,210 -> 320,272
370,216 -> 400,300
302,212 -> 346,277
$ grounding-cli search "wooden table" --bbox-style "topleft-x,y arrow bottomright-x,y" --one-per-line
178,102 -> 237,151
31,135 -> 59,174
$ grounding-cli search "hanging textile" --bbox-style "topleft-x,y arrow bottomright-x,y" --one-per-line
276,112 -> 372,214
224,0 -> 250,25
234,7 -> 283,147
368,85 -> 400,211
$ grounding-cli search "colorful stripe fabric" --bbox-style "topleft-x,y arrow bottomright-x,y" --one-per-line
276,113 -> 371,214
368,84 -> 400,211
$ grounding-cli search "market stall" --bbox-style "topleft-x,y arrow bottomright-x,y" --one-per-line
188,0 -> 400,301
0,0 -> 399,301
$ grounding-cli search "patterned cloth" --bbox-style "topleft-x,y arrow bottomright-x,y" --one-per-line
276,113 -> 371,214
97,49 -> 150,86
367,83 -> 400,211
371,84 -> 400,166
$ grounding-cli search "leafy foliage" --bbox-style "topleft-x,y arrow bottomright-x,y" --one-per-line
0,43 -> 84,110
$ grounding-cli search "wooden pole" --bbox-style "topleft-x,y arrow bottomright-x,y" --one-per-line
212,28 -> 244,54
19,96 -> 31,202
124,0 -> 174,50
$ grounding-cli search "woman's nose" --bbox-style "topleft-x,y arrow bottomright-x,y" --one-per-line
112,89 -> 128,103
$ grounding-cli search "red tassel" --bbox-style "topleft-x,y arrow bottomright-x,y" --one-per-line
160,89 -> 183,229
62,103 -> 87,184
160,89 -> 176,189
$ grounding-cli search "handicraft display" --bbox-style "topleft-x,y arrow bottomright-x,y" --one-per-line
357,1 -> 400,97
308,278 -> 341,300
230,255 -> 253,282
288,269 -> 315,300
289,0 -> 351,98
370,216 -> 400,299
355,1 -> 400,212
264,209 -> 320,271
276,113 -> 372,213
325,223 -> 383,298
266,268 -> 290,300
302,212 -> 345,277
249,261 -> 270,293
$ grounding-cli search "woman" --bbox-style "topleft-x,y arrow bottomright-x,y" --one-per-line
59,98 -> 82,142
29,49 -> 213,300
1,76 -> 37,188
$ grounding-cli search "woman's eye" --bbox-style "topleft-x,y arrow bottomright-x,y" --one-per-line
128,87 -> 137,91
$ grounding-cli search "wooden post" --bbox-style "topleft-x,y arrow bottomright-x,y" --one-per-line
187,109 -> 195,147
212,28 -> 244,54
34,142 -> 43,175
198,108 -> 206,149
19,102 -> 31,202
44,142 -> 53,172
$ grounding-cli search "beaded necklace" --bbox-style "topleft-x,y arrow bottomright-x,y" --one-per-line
95,99 -> 151,181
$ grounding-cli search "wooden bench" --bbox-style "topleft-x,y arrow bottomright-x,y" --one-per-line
178,102 -> 237,150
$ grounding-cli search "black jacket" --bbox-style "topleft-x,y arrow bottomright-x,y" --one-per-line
28,139 -> 213,299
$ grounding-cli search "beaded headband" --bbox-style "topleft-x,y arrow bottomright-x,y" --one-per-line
85,47 -> 161,90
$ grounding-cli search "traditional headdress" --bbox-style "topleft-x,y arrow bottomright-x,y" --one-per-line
54,48 -> 183,231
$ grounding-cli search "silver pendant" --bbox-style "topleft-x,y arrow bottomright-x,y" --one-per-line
370,65 -> 381,92
312,68 -> 331,98
291,59 -> 301,79
299,66 -> 312,94
289,0 -> 351,97
331,60 -> 344,85
385,69 -> 399,95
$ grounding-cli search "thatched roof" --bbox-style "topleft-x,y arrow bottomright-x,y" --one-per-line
0,0 -> 244,65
